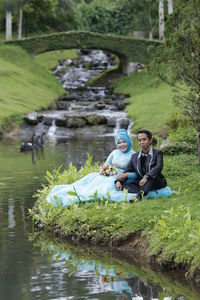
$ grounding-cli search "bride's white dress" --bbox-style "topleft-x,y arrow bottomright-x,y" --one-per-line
46,149 -> 137,207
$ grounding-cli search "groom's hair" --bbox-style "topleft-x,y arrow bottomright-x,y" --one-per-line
137,129 -> 152,140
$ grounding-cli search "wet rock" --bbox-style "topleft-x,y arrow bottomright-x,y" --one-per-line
107,118 -> 116,127
160,140 -> 193,154
87,114 -> 107,126
104,98 -> 113,105
95,103 -> 106,110
55,117 -> 66,127
24,111 -> 38,125
81,49 -> 91,55
56,101 -> 70,110
115,102 -> 127,110
66,117 -> 86,128
60,94 -> 79,101
119,119 -> 130,129
43,117 -> 53,126
38,115 -> 44,122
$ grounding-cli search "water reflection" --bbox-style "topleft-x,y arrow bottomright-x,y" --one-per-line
29,233 -> 200,300
0,138 -> 200,299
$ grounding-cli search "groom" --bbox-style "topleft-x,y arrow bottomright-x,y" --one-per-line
115,129 -> 167,200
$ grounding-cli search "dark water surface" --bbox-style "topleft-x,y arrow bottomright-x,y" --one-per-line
0,138 -> 200,300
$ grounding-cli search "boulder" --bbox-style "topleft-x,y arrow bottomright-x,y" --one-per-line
104,98 -> 113,105
66,117 -> 86,128
24,111 -> 38,125
60,94 -> 79,101
55,117 -> 66,127
115,102 -> 127,110
95,103 -> 106,110
107,118 -> 116,127
119,119 -> 130,129
56,101 -> 70,110
43,117 -> 53,126
87,114 -> 107,126
160,140 -> 193,154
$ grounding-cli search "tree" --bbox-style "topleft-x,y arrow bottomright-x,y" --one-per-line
5,0 -> 13,40
167,0 -> 173,14
16,0 -> 32,39
158,0 -> 164,40
154,0 -> 200,161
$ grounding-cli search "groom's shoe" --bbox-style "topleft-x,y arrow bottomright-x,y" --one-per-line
136,191 -> 143,201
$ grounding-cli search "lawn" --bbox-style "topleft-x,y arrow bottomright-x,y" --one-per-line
114,69 -> 178,134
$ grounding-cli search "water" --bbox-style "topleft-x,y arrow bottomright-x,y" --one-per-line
0,139 -> 200,299
23,50 -> 131,137
0,50 -> 200,299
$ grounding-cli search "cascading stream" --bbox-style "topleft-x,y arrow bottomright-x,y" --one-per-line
22,49 -> 132,140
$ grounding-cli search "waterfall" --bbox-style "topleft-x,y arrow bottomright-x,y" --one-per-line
48,120 -> 56,136
127,120 -> 133,135
113,117 -> 133,136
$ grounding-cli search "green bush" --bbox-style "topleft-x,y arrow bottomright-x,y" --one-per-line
166,112 -> 191,130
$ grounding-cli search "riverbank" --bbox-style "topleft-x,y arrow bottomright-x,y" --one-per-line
30,151 -> 200,282
0,45 -> 78,133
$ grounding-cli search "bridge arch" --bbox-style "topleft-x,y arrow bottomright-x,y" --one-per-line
5,31 -> 161,75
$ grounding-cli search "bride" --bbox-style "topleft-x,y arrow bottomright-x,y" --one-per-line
46,129 -> 137,207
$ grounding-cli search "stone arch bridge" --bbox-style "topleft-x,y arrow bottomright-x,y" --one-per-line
6,31 -> 161,74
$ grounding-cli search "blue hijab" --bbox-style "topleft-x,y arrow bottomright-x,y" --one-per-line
115,129 -> 132,153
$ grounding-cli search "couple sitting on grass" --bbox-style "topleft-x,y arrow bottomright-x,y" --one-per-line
47,129 -> 172,207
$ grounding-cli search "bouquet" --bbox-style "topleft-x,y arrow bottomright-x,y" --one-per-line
100,164 -> 117,176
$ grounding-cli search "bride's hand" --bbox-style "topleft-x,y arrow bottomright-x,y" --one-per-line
116,173 -> 128,180
116,181 -> 122,191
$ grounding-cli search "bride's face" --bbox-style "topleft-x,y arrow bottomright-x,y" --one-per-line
117,139 -> 128,152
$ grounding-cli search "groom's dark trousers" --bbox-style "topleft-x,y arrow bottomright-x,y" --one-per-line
116,149 -> 167,195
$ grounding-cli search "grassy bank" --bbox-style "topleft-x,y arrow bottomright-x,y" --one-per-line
0,45 -> 77,131
29,63 -> 200,280
114,69 -> 177,135
30,151 -> 200,280
35,49 -> 78,70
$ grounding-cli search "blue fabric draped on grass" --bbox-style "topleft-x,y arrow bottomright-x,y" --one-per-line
46,172 -> 172,208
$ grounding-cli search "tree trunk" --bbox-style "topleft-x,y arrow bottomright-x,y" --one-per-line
18,6 -> 23,40
168,0 -> 173,15
148,2 -> 153,40
6,9 -> 12,41
159,0 -> 164,41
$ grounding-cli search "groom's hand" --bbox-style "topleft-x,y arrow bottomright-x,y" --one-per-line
139,177 -> 148,187
116,173 -> 128,180
116,181 -> 122,191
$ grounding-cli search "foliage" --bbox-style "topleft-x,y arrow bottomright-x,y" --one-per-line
168,126 -> 196,148
166,112 -> 191,131
77,0 -> 134,35
153,0 -> 200,159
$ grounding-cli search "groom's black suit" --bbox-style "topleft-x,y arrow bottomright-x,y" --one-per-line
116,148 -> 167,195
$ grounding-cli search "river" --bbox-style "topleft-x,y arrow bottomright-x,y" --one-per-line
0,50 -> 199,299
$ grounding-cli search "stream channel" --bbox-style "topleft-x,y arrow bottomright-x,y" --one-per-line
0,50 -> 199,299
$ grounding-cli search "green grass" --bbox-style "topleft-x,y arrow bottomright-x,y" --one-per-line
35,49 -> 78,70
114,69 -> 178,134
30,152 -> 200,278
0,45 -> 79,130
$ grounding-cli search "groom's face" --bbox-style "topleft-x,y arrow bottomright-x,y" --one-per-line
138,133 -> 152,152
